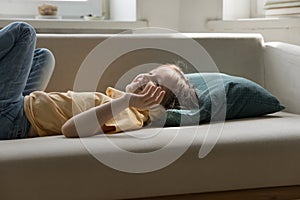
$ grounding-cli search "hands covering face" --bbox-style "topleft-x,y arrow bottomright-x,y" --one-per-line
127,83 -> 165,111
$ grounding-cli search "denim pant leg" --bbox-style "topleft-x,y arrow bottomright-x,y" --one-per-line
23,48 -> 55,95
0,22 -> 36,139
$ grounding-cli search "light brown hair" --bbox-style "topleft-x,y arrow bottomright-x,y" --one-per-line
159,64 -> 199,110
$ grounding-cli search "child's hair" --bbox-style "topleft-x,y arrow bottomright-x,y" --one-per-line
159,64 -> 199,110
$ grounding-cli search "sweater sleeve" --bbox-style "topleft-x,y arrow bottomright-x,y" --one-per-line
104,87 -> 150,133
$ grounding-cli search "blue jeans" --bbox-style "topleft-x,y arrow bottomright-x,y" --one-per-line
0,22 -> 55,139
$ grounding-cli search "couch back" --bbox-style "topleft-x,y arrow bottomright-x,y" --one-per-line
37,33 -> 265,93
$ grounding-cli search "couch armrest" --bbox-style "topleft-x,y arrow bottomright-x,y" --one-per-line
264,42 -> 300,114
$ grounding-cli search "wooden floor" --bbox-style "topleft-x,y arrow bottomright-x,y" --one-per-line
137,186 -> 300,200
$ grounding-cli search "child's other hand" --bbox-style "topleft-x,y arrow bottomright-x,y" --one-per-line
128,83 -> 165,110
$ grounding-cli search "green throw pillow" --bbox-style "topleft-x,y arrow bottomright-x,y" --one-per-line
164,73 -> 285,127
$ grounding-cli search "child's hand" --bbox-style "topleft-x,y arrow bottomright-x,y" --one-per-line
128,83 -> 165,110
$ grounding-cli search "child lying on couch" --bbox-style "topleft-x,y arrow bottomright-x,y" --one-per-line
0,22 -> 198,140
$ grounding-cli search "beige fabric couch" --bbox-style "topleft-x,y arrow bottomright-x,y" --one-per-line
1,33 -> 300,200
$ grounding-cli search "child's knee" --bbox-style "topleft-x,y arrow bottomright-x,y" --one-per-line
37,48 -> 55,72
12,22 -> 36,41
41,48 -> 55,62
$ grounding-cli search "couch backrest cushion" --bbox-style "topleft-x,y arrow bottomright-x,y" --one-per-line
37,33 -> 265,93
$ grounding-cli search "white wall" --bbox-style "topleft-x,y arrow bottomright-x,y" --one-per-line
137,0 -> 221,32
137,0 -> 300,45
223,0 -> 251,19
137,0 -> 181,31
178,0 -> 222,32
110,0 -> 136,21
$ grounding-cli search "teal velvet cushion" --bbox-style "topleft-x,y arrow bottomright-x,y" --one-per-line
164,73 -> 285,127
